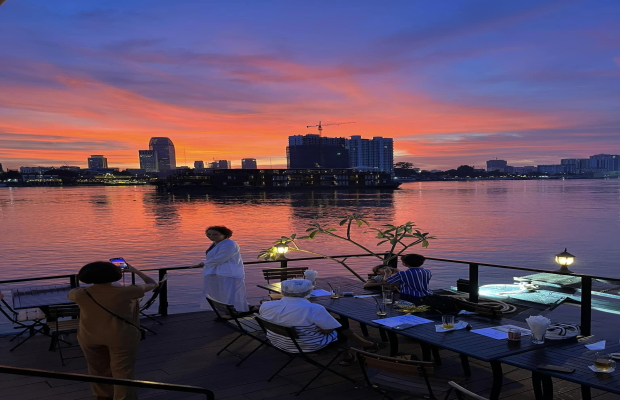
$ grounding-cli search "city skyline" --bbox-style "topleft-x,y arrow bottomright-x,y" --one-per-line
1,1 -> 619,170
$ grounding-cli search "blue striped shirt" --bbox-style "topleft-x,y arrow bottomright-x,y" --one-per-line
386,267 -> 432,297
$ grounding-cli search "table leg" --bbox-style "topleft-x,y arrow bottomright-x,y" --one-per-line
386,330 -> 399,356
459,353 -> 471,376
421,343 -> 432,361
489,360 -> 503,400
431,346 -> 442,365
580,385 -> 591,400
358,322 -> 369,337
379,328 -> 388,342
532,372 -> 543,400
541,376 -> 553,398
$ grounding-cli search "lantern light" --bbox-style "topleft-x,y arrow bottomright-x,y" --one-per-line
555,248 -> 575,274
274,243 -> 289,259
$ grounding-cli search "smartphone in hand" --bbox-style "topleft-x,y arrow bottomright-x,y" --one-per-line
109,258 -> 128,270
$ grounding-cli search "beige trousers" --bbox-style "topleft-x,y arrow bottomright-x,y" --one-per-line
79,335 -> 141,400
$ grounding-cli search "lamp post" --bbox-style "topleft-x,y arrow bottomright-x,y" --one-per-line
274,243 -> 289,260
555,248 -> 575,274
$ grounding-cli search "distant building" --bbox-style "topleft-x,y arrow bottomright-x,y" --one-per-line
287,134 -> 349,169
149,137 -> 176,172
59,166 -> 81,171
537,165 -> 566,174
241,158 -> 257,169
209,160 -> 231,169
561,158 -> 589,174
0,163 -> 3,172
194,161 -> 205,169
513,166 -> 537,175
139,150 -> 158,172
347,136 -> 394,173
504,166 -> 515,174
88,155 -> 108,170
589,154 -> 620,172
486,159 -> 507,172
20,166 -> 52,174
126,168 -> 146,176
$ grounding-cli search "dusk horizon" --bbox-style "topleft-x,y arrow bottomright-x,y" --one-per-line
1,0 -> 619,171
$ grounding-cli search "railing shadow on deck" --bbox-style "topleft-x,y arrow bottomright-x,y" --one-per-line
1,252 -> 617,336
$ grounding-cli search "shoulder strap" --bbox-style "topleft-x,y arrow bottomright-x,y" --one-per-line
84,289 -> 142,333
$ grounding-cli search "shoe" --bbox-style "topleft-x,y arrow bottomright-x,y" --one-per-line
363,342 -> 383,353
339,355 -> 356,366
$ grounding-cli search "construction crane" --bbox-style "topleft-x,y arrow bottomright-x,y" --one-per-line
306,121 -> 355,136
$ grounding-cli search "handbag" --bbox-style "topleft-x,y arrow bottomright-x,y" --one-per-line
84,290 -> 147,341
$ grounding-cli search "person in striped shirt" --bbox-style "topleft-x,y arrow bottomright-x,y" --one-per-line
386,254 -> 432,305
259,279 -> 380,365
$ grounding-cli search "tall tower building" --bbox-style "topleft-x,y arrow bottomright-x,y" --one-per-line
347,136 -> 394,173
287,134 -> 349,168
241,158 -> 257,169
88,155 -> 108,170
0,162 -> 3,173
139,150 -> 158,172
194,161 -> 205,169
149,137 -> 176,172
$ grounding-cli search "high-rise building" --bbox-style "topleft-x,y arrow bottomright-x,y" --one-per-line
486,159 -> 507,172
241,158 -> 257,169
347,136 -> 394,173
139,150 -> 158,172
561,158 -> 589,174
88,155 -> 108,170
209,160 -> 231,169
588,154 -> 620,171
194,161 -> 205,169
287,134 -> 349,168
149,137 -> 176,172
0,163 -> 3,173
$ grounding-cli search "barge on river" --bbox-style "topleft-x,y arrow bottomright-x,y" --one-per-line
153,168 -> 400,192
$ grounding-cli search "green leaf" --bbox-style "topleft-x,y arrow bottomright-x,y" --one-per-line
422,240 -> 429,248
356,220 -> 362,227
376,240 -> 388,246
339,219 -> 348,226
305,227 -> 315,232
290,234 -> 296,240
309,231 -> 318,239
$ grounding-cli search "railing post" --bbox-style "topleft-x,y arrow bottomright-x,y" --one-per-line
131,273 -> 136,286
469,263 -> 479,303
581,276 -> 592,336
280,259 -> 288,269
158,269 -> 168,316
69,275 -> 78,288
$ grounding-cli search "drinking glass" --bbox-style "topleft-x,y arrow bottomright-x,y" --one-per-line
442,315 -> 455,329
330,287 -> 341,299
594,353 -> 616,372
376,302 -> 387,316
508,328 -> 522,341
382,290 -> 394,305
530,327 -> 546,344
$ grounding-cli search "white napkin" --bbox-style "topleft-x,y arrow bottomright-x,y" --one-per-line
589,365 -> 615,373
526,315 -> 551,339
435,321 -> 468,332
585,341 -> 606,350
304,270 -> 318,283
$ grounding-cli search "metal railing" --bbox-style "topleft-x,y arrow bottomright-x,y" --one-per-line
0,365 -> 215,399
0,253 -> 617,336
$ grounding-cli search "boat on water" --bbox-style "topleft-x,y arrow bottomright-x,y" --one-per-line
154,168 -> 400,192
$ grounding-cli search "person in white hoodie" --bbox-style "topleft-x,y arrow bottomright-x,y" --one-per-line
195,226 -> 250,312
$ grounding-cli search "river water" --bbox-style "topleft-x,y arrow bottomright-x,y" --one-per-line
1,180 -> 619,313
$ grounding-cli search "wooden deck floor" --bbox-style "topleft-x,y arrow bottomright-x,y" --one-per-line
0,311 -> 618,400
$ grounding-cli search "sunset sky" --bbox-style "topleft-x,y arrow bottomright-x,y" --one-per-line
1,0 -> 619,170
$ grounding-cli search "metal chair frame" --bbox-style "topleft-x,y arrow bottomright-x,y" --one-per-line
47,305 -> 80,366
352,348 -> 438,400
139,274 -> 169,335
206,296 -> 267,366
0,298 -> 50,351
255,315 -> 356,396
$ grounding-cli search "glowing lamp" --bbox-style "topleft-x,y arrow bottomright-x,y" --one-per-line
274,243 -> 289,259
555,248 -> 575,274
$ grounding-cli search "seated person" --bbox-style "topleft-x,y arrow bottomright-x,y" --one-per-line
386,254 -> 432,305
363,264 -> 399,289
259,279 -> 379,364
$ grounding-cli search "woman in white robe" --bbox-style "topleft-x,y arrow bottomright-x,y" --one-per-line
197,226 -> 250,312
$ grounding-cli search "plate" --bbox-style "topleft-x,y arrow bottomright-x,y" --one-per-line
545,323 -> 580,340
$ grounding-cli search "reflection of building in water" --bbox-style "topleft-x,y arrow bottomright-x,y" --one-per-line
141,192 -> 181,228
288,190 -> 396,219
